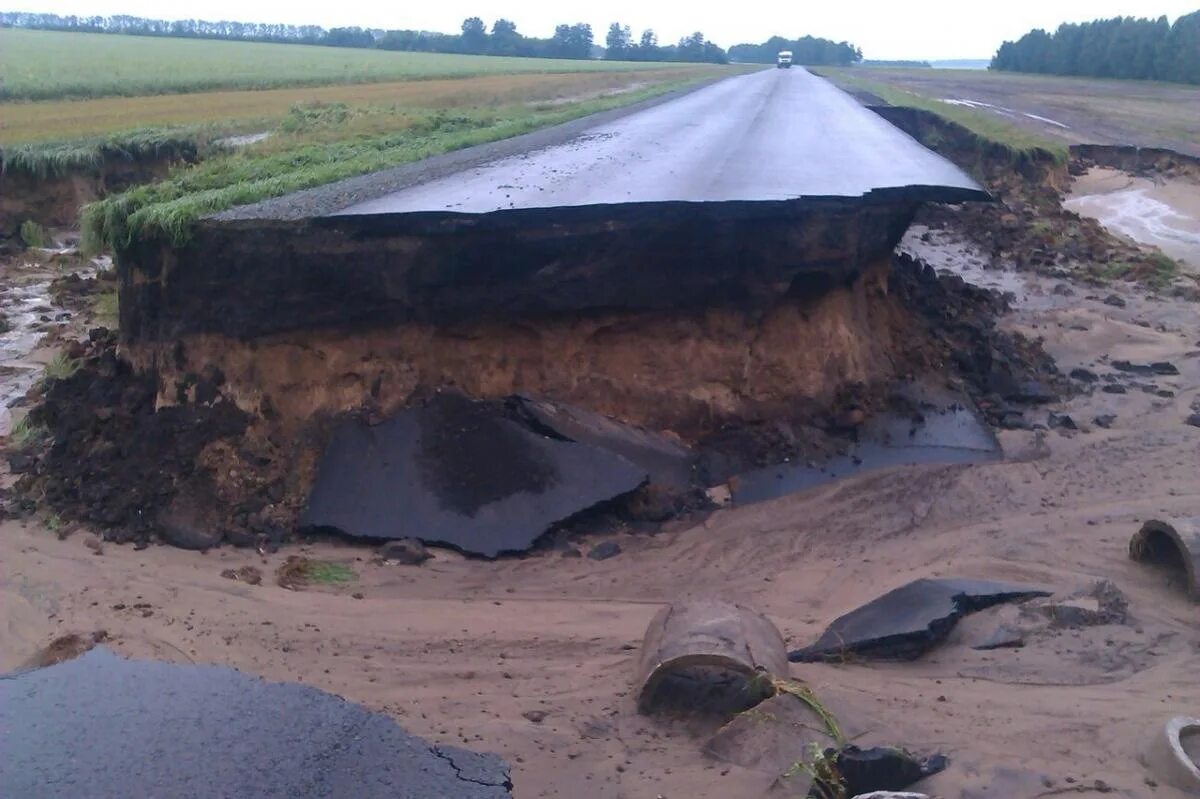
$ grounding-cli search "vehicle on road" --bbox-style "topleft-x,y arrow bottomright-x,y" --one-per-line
777,50 -> 793,68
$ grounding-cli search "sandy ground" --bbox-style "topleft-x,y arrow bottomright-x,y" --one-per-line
3,231 -> 1200,797
1067,167 -> 1200,272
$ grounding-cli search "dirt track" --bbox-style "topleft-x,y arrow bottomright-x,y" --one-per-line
4,227 -> 1199,797
828,68 -> 1200,157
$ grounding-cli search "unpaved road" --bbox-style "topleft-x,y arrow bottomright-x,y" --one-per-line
4,229 -> 1199,797
822,67 -> 1200,157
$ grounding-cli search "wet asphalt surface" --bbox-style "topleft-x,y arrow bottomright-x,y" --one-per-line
218,68 -> 984,222
0,648 -> 512,798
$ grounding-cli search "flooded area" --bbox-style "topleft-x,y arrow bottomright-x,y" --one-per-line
0,250 -> 102,436
1066,167 -> 1200,270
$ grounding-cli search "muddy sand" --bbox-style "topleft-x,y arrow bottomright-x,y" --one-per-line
2,226 -> 1198,797
1067,167 -> 1200,271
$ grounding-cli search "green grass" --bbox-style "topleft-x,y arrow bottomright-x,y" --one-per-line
82,75 -> 716,252
813,67 -> 1068,161
0,28 -> 688,102
19,219 -> 47,247
302,560 -> 357,584
1,127 -> 213,179
93,291 -> 119,326
9,414 -> 47,448
43,353 -> 80,382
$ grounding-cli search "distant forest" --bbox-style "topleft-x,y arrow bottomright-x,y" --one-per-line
0,12 -> 728,63
990,11 -> 1200,84
728,36 -> 862,66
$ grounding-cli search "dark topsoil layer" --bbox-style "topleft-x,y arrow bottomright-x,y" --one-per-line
2,254 -> 1063,551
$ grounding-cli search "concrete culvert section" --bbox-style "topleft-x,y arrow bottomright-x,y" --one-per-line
634,599 -> 788,716
1130,518 -> 1200,601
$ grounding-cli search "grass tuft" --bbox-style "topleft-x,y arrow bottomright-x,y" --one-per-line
19,220 -> 48,247
10,414 -> 48,448
275,556 -> 357,589
43,353 -> 80,382
1,127 -> 210,180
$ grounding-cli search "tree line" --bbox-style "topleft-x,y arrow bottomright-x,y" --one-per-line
728,36 -> 862,66
990,12 -> 1200,84
0,12 -> 726,63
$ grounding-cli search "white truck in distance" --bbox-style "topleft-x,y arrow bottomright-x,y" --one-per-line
777,50 -> 793,68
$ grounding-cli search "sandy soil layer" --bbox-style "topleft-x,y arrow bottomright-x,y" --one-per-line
3,229 -> 1198,797
1067,167 -> 1200,271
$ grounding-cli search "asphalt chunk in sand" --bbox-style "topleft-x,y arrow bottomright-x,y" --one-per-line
789,578 -> 1051,662
0,647 -> 512,798
301,392 -> 648,558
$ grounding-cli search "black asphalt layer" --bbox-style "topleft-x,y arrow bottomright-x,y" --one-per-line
0,648 -> 513,798
216,68 -> 985,222
789,578 -> 1051,662
301,393 -> 648,557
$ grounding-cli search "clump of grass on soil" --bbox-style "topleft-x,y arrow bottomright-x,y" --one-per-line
92,291 -> 119,326
9,414 -> 48,448
43,352 -> 80,382
1,127 -> 210,180
18,220 -> 48,247
81,75 -> 717,253
276,556 -> 357,589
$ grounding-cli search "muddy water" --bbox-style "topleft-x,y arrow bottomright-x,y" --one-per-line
733,383 -> 1000,504
1065,167 -> 1200,270
0,276 -> 54,437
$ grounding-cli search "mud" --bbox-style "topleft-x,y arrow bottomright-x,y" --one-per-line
871,106 -> 1196,291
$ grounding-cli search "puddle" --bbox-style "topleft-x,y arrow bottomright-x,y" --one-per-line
0,647 -> 512,797
1065,167 -> 1200,269
732,385 -> 1000,505
216,131 -> 272,148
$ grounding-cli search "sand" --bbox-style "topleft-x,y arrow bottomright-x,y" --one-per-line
3,230 -> 1200,798
1066,167 -> 1200,271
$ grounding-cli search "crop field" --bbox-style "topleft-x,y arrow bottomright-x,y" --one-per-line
0,69 -> 717,144
0,28 -> 685,102
817,67 -> 1200,158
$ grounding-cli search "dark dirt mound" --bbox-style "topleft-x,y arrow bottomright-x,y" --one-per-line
10,328 -> 248,546
890,252 -> 1066,428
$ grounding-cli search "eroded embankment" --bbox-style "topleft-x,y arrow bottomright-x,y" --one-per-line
0,142 -> 198,242
871,106 -> 1192,290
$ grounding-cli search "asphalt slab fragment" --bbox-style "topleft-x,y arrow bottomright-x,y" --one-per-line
789,578 -> 1051,662
0,648 -> 512,798
301,392 -> 647,557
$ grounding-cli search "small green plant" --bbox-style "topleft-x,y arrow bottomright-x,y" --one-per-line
278,102 -> 352,134
783,743 -> 846,799
304,560 -> 357,583
19,219 -> 48,248
9,415 -> 47,448
276,555 -> 357,588
93,291 -> 119,325
43,353 -> 80,382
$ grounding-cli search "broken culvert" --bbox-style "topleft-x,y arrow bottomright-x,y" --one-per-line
634,599 -> 788,716
1129,517 -> 1199,601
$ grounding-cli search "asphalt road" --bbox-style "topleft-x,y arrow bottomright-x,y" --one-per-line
0,648 -> 512,798
337,67 -> 983,216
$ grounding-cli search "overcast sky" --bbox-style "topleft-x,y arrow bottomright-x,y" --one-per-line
14,1 -> 1199,59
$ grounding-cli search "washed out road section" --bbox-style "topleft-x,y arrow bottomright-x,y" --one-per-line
336,67 -> 984,216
